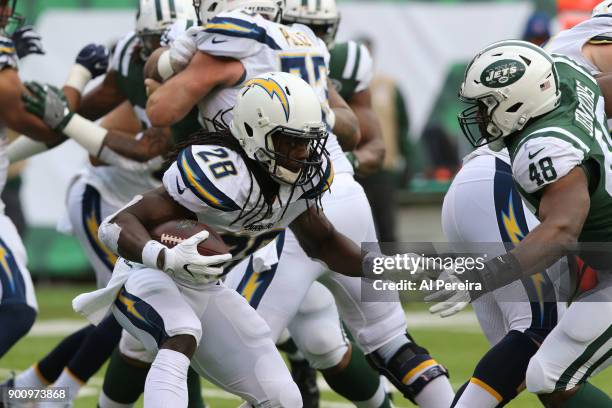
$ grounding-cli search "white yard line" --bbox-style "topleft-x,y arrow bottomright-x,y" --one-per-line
27,311 -> 480,338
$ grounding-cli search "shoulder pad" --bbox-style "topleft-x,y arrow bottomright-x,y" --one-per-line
299,156 -> 334,200
512,132 -> 586,194
0,35 -> 17,71
197,10 -> 280,57
170,145 -> 246,212
110,31 -> 139,76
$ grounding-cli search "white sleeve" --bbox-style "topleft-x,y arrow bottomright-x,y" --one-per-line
162,145 -> 246,214
512,135 -> 586,194
110,31 -> 137,75
354,43 -> 374,93
196,11 -> 267,59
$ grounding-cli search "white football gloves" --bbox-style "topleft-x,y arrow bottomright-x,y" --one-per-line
424,268 -> 471,318
170,27 -> 200,71
162,230 -> 232,284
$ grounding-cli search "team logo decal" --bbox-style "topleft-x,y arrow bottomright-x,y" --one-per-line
480,59 -> 526,88
245,77 -> 290,120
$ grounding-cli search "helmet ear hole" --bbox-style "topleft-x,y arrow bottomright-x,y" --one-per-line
520,55 -> 532,65
285,86 -> 291,95
244,122 -> 254,137
506,102 -> 523,113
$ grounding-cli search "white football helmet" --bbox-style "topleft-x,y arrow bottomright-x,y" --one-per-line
193,0 -> 283,24
282,0 -> 340,46
458,40 -> 560,151
136,0 -> 197,56
593,0 -> 612,16
230,72 -> 328,185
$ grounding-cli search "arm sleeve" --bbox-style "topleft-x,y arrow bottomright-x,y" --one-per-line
196,11 -> 268,59
162,145 -> 245,214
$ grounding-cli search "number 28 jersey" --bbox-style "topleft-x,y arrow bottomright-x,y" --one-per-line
506,55 -> 612,242
163,144 -> 333,271
192,9 -> 353,176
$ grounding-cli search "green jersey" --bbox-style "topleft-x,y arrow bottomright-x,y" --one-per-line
506,54 -> 612,243
329,41 -> 373,100
110,30 -> 200,143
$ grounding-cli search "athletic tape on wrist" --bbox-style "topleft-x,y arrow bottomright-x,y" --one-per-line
64,64 -> 93,94
142,240 -> 166,270
157,50 -> 175,81
62,114 -> 108,156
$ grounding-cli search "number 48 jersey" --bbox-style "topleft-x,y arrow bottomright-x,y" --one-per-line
506,54 -> 612,242
191,9 -> 353,176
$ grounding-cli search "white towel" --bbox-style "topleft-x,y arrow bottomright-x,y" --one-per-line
72,258 -> 134,325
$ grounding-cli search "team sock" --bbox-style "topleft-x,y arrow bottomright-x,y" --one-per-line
53,367 -> 85,401
68,315 -> 122,381
14,364 -> 48,388
322,343 -> 391,408
144,349 -> 190,408
26,325 -> 94,384
99,349 -> 149,407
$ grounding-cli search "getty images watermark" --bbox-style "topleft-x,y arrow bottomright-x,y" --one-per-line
369,253 -> 487,292
358,242 -> 589,303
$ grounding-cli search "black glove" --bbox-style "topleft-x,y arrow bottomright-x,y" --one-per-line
12,25 -> 45,59
75,43 -> 110,78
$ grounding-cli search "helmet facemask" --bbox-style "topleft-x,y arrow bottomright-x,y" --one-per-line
458,93 -> 504,148
0,0 -> 24,35
254,123 -> 328,186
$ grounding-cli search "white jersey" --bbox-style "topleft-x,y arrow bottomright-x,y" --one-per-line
82,165 -> 161,209
0,35 -> 18,213
189,9 -> 353,175
545,14 -> 612,75
163,143 -> 333,271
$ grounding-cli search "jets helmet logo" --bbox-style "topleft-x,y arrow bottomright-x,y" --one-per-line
245,77 -> 290,121
480,59 -> 526,88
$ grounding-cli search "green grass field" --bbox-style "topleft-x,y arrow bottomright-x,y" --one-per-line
1,284 -> 610,407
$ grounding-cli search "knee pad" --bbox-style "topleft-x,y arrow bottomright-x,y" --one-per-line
294,323 -> 348,370
526,355 -> 554,394
366,335 -> 448,403
472,330 -> 539,403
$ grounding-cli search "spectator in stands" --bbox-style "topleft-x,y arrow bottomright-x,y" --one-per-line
522,11 -> 551,46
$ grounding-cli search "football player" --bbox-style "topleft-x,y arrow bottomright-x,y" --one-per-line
0,0 -> 58,362
146,1 -> 454,407
443,8 -> 612,407
88,71 -> 336,408
8,2 -> 207,407
432,40 -> 612,407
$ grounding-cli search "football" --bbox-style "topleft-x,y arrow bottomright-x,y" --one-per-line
149,219 -> 230,256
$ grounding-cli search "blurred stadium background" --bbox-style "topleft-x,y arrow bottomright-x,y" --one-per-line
2,0 -> 612,406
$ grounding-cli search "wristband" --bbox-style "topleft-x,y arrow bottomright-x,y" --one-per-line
157,50 -> 175,81
62,114 -> 108,156
142,240 -> 166,270
473,252 -> 523,294
64,64 -> 93,94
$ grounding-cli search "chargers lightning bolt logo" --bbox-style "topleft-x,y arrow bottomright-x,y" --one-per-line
245,77 -> 290,121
